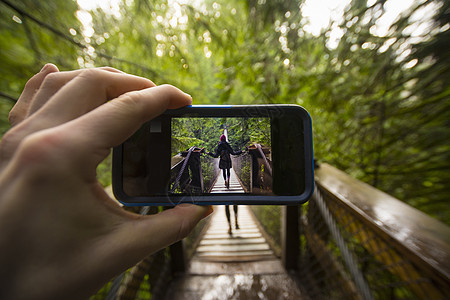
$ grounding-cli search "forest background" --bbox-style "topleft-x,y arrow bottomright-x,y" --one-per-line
0,0 -> 448,225
171,117 -> 271,157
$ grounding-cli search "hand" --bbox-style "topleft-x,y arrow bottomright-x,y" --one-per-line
0,64 -> 212,300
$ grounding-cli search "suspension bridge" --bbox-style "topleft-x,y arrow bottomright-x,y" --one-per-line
98,151 -> 449,300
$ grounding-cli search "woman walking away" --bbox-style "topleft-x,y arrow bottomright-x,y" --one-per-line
208,134 -> 243,189
208,134 -> 243,234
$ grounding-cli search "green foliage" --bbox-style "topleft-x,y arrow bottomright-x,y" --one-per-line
307,0 -> 450,223
0,0 -> 81,99
200,157 -> 217,192
96,153 -> 112,187
171,117 -> 269,155
233,155 -> 251,191
250,205 -> 281,246
0,0 -> 448,224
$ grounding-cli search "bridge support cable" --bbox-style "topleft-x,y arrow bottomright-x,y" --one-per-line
313,187 -> 375,300
105,272 -> 125,300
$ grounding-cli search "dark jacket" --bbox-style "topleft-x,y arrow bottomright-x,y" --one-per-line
209,141 -> 242,169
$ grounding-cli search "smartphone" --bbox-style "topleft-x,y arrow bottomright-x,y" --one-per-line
112,105 -> 314,206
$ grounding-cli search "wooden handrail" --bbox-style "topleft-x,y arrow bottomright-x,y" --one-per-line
315,163 -> 450,291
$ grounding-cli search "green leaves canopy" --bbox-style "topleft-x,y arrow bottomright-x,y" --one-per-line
0,0 -> 448,224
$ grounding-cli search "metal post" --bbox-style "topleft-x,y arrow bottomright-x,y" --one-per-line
281,205 -> 300,271
164,207 -> 186,274
169,240 -> 186,274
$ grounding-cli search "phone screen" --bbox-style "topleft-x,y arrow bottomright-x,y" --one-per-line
170,117 -> 272,195
115,105 -> 314,205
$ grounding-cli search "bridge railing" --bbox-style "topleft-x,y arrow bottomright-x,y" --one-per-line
232,143 -> 272,193
169,147 -> 219,194
251,163 -> 450,300
231,152 -> 251,192
169,143 -> 272,195
94,162 -> 449,300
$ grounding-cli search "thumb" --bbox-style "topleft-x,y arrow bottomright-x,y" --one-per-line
112,204 -> 212,261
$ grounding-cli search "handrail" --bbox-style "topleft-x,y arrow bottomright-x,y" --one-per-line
251,163 -> 450,299
170,146 -> 195,193
248,143 -> 272,176
315,163 -> 450,288
95,161 -> 450,299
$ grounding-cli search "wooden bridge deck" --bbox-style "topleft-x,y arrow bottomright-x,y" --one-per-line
210,168 -> 245,193
164,206 -> 304,299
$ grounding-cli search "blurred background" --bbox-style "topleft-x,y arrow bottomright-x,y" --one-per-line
0,0 -> 448,224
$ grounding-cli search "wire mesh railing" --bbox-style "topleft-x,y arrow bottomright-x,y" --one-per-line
169,148 -> 219,194
232,144 -> 273,194
231,152 -> 251,192
250,163 -> 450,300
250,205 -> 282,256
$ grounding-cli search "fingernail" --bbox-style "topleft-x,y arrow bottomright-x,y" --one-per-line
40,63 -> 58,73
40,64 -> 50,73
202,206 -> 214,219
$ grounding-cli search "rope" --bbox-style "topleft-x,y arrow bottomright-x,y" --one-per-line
170,147 -> 194,193
313,186 -> 375,300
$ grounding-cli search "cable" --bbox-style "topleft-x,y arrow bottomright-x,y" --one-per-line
313,186 -> 375,300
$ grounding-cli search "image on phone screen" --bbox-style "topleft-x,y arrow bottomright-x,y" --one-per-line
115,105 -> 314,205
170,117 -> 273,195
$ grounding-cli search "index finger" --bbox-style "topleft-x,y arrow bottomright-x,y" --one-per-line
60,84 -> 191,171
9,64 -> 59,126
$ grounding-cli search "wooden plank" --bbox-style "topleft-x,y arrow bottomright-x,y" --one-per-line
199,237 -> 266,246
163,205 -> 305,299
206,228 -> 260,234
196,250 -> 274,257
188,259 -> 285,275
202,232 -> 262,239
165,274 -> 304,300
193,254 -> 276,263
210,168 -> 245,193
192,206 -> 275,262
196,243 -> 271,253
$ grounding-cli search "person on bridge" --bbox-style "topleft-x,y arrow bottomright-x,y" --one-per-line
0,64 -> 213,300
208,134 -> 244,234
208,134 -> 243,189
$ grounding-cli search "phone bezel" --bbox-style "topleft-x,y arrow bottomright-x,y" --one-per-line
112,104 -> 314,206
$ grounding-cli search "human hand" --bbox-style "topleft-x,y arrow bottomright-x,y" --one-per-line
0,64 -> 212,300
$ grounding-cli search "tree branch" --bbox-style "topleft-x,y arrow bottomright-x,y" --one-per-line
0,0 -> 159,77
0,92 -> 17,103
